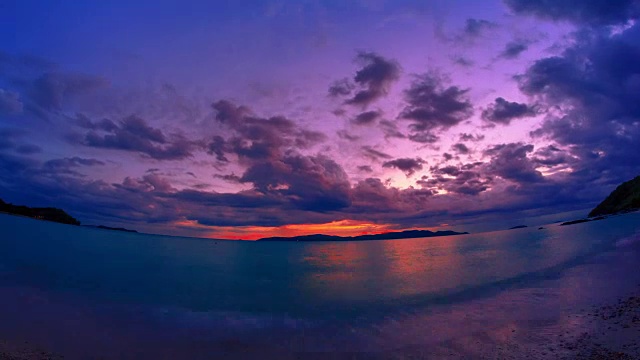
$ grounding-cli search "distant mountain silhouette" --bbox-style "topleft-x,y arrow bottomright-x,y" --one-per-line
258,229 -> 468,242
0,198 -> 80,225
84,225 -> 138,233
560,219 -> 592,226
589,175 -> 640,217
559,216 -> 606,227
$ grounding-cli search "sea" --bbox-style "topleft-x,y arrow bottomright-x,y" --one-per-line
1,212 -> 639,359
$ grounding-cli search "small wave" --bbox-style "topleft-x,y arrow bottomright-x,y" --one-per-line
148,305 -> 321,332
615,231 -> 640,247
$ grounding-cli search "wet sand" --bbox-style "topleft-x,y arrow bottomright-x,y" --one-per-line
0,340 -> 61,360
422,286 -> 640,359
2,286 -> 640,359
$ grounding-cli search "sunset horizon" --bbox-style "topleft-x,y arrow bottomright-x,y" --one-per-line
1,1 -> 640,358
2,1 -> 638,240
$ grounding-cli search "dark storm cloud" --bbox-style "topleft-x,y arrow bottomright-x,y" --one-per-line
443,176 -> 492,196
0,141 -> 590,234
459,133 -> 485,142
519,23 -> 640,186
452,143 -> 470,154
484,143 -> 543,183
452,56 -> 474,67
0,153 -> 142,226
328,78 -> 353,97
336,129 -> 360,141
361,145 -> 392,161
481,97 -> 537,125
0,153 -> 37,177
400,73 -> 473,140
118,174 -> 175,193
170,188 -> 283,210
207,135 -> 228,162
463,18 -> 498,38
352,110 -> 380,125
213,174 -> 240,183
504,0 -> 639,26
500,39 -> 530,59
79,115 -> 195,160
0,89 -> 23,114
210,100 -> 326,163
532,145 -> 574,166
207,101 -> 348,214
349,177 -> 434,215
435,165 -> 461,176
296,130 -> 327,148
438,18 -> 498,44
379,120 -> 406,139
331,52 -> 400,107
422,162 -> 493,196
71,113 -> 118,132
240,153 -> 351,212
382,157 -> 425,176
408,132 -> 439,144
210,99 -> 250,127
0,128 -> 39,155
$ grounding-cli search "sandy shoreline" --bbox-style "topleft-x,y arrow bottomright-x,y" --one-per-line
0,340 -> 61,360
1,285 -> 640,359
563,290 -> 640,359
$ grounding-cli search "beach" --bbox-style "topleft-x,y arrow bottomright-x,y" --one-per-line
2,280 -> 640,359
1,213 -> 640,359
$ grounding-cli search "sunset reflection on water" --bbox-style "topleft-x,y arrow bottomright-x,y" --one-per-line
297,235 -> 470,303
293,222 -> 617,309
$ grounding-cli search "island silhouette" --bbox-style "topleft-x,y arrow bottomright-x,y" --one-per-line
0,198 -> 80,225
589,175 -> 640,217
257,229 -> 469,242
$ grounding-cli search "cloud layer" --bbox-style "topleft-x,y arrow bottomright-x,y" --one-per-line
0,1 -> 638,238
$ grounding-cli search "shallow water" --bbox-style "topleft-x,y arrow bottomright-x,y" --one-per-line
1,212 -> 639,358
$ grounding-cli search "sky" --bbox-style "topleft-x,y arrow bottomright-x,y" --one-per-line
0,0 -> 639,239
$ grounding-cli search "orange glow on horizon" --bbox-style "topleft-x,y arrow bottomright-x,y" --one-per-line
172,218 -> 438,240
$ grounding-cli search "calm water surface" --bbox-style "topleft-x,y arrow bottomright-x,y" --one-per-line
1,212 -> 639,358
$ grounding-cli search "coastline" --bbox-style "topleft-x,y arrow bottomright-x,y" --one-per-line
1,216 -> 639,359
2,288 -> 640,359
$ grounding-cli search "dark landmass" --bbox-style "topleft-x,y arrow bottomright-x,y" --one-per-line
258,229 -> 468,242
508,225 -> 527,229
560,216 -> 607,227
84,225 -> 138,233
589,175 -> 640,217
0,198 -> 80,225
560,219 -> 592,226
559,174 -> 640,227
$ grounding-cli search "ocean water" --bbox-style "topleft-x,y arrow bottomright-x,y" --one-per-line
1,212 -> 640,358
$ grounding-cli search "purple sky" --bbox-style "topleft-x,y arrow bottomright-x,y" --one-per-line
1,0 -> 639,239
